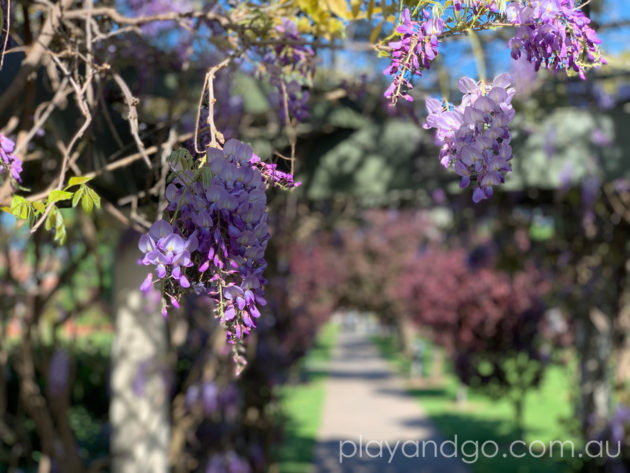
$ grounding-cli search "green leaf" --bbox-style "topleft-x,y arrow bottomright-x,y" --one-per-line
72,186 -> 85,208
47,209 -> 66,244
67,176 -> 93,187
350,0 -> 361,18
47,190 -> 74,205
10,196 -> 31,220
55,225 -> 67,245
367,0 -> 375,18
11,195 -> 26,206
327,0 -> 351,19
45,206 -> 58,231
167,148 -> 193,170
200,167 -> 213,187
32,201 -> 46,214
55,220 -> 66,242
369,20 -> 384,43
86,187 -> 101,210
77,186 -> 101,213
81,192 -> 93,213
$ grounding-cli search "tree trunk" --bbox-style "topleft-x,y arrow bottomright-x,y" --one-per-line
110,235 -> 170,473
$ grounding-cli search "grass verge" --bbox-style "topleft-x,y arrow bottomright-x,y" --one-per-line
275,322 -> 339,473
372,333 -> 580,473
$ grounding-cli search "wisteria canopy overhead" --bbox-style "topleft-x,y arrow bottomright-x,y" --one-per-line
0,0 -> 608,367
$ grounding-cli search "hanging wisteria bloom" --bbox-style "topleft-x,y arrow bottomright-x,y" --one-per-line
138,140 -> 290,370
383,8 -> 444,104
261,19 -> 313,123
206,451 -> 251,473
507,0 -> 605,79
265,19 -> 314,77
452,1 -> 502,15
424,73 -> 515,203
0,134 -> 23,187
127,0 -> 194,36
268,80 -> 310,124
250,153 -> 301,189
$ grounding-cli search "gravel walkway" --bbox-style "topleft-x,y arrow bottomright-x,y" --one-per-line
312,328 -> 471,473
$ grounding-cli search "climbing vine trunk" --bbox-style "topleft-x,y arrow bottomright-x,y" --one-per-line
110,236 -> 170,473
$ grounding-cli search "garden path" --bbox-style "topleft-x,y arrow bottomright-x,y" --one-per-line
312,326 -> 471,473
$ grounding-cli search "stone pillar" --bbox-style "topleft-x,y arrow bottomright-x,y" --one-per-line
110,236 -> 170,473
577,307 -> 612,434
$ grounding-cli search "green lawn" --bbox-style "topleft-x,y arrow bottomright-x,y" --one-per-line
372,334 -> 581,473
274,322 -> 339,473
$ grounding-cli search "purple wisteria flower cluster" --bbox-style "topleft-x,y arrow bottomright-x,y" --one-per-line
264,19 -> 314,77
268,80 -> 310,125
466,1 -> 502,14
383,8 -> 444,104
139,220 -> 198,292
424,73 -> 516,203
250,153 -> 301,189
126,0 -> 193,36
139,140 -> 276,364
286,80 -> 310,123
262,19 -> 313,123
0,134 -> 23,186
206,451 -> 251,473
185,381 -> 238,417
507,0 -> 605,79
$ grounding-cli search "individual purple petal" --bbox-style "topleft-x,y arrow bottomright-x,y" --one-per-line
224,305 -> 236,321
492,72 -> 512,88
249,305 -> 261,318
472,187 -> 486,203
0,134 -> 15,153
223,139 -> 253,164
236,296 -> 246,311
425,97 -> 443,114
149,220 -> 173,240
162,233 -> 186,254
458,77 -> 478,93
242,311 -> 255,328
140,273 -> 154,292
138,234 -> 155,253
179,274 -> 190,288
486,86 -> 508,104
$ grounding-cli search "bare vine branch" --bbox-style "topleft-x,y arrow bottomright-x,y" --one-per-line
0,0 -> 10,69
112,73 -> 152,168
0,0 -> 75,114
